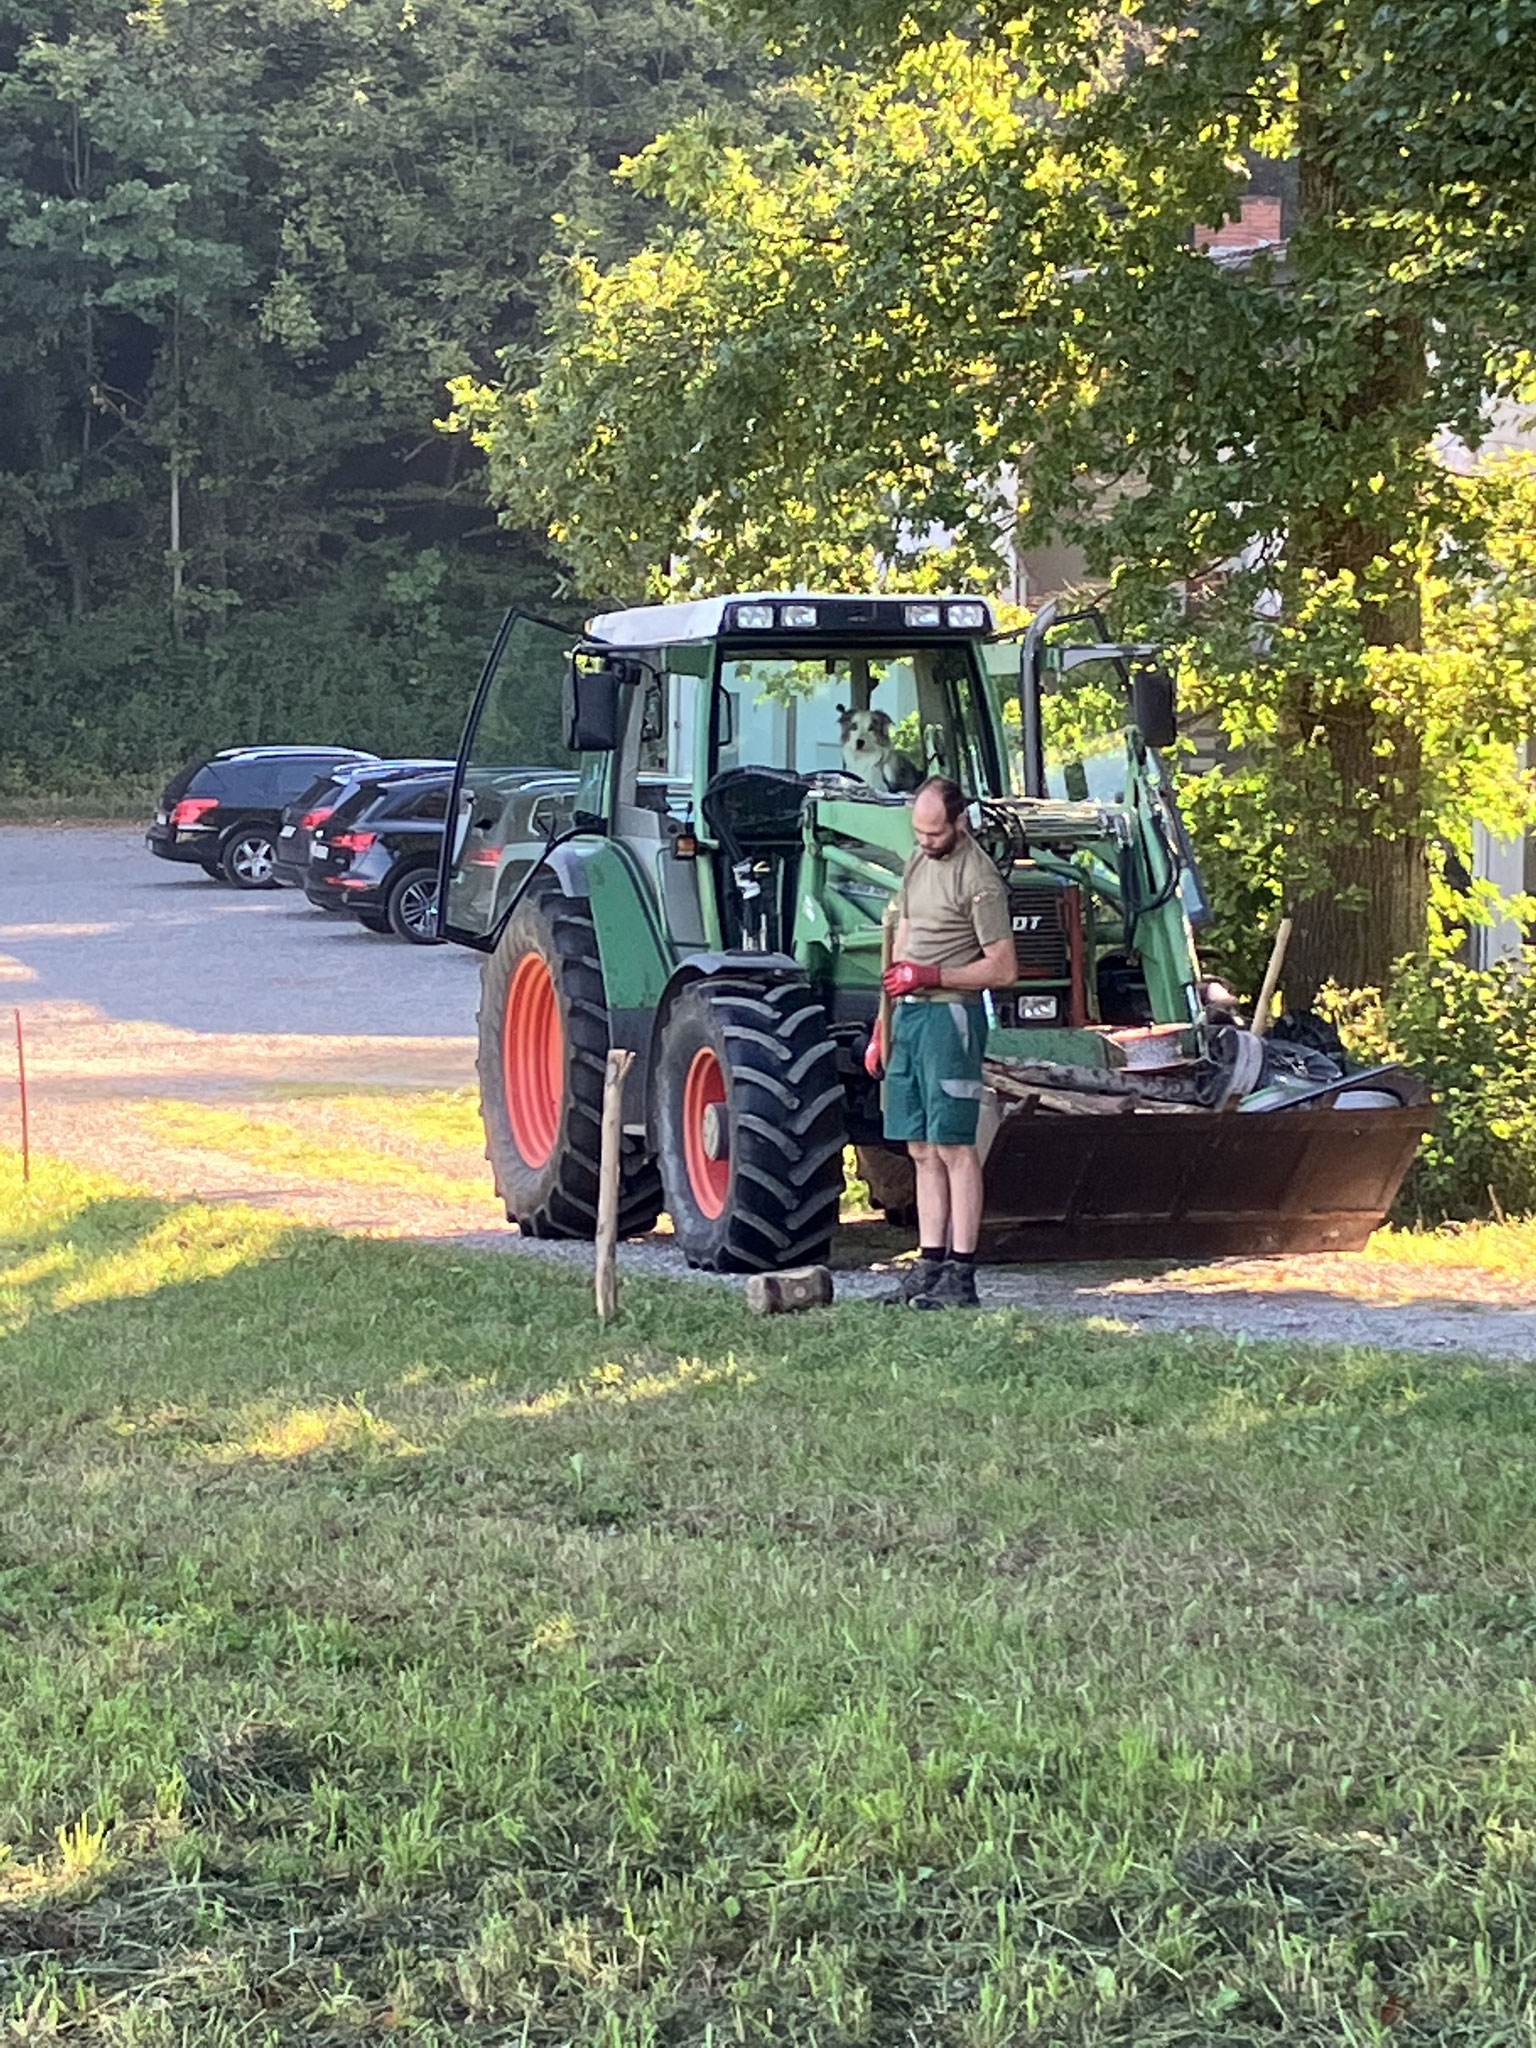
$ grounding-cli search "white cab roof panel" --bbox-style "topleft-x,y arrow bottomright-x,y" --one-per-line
584,593 -> 994,647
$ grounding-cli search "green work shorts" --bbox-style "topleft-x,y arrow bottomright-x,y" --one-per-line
883,998 -> 989,1146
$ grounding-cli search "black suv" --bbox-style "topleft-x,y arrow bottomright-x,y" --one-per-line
148,746 -> 376,888
305,767 -> 453,942
273,759 -> 452,893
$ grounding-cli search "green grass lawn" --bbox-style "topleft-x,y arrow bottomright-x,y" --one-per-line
4,1156 -> 1536,2043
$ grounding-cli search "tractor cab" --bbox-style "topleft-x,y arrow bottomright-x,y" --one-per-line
440,592 -> 1212,1090
442,593 -> 1009,958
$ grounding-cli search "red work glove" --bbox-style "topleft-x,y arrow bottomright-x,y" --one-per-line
864,1015 -> 885,1078
883,960 -> 942,998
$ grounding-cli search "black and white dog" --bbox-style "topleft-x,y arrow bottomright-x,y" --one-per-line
837,706 -> 921,792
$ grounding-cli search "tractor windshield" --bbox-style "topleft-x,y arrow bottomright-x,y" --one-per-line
712,643 -> 996,793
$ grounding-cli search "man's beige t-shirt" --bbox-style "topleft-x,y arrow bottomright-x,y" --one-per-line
896,831 -> 1011,996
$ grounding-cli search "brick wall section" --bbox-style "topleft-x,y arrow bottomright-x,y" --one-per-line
1193,196 -> 1283,252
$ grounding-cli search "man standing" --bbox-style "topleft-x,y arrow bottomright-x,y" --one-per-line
867,777 -> 1018,1308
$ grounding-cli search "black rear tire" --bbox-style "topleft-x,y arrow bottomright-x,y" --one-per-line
478,885 -> 662,1240
386,866 -> 442,945
220,824 -> 279,889
656,980 -> 845,1273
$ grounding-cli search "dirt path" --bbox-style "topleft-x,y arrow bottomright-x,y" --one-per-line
5,827 -> 1535,1362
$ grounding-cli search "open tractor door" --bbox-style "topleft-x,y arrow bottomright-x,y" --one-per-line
439,595 -> 1431,1270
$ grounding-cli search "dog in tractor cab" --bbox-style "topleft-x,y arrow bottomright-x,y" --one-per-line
838,706 -> 921,793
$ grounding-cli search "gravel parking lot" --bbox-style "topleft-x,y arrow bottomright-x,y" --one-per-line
5,824 -> 1536,1361
0,824 -> 480,1043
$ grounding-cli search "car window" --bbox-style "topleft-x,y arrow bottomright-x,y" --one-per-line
360,781 -> 445,824
210,756 -> 279,803
273,755 -> 352,802
327,782 -> 382,826
390,784 -> 450,823
289,773 -> 344,814
164,758 -> 215,802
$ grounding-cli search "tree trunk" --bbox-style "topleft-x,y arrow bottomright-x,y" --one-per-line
1283,703 -> 1429,1003
1282,64 -> 1430,1002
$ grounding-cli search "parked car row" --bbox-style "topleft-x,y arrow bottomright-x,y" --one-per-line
147,746 -> 375,886
148,745 -> 584,945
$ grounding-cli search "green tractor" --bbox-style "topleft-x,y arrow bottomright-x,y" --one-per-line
438,595 -> 1429,1269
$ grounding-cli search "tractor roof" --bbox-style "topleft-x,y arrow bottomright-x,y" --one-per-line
585,593 -> 995,648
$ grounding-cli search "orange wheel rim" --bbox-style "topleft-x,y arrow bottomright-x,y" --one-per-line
682,1046 -> 729,1218
504,953 -> 562,1168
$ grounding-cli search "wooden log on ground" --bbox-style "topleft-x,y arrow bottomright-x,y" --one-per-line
746,1265 -> 835,1315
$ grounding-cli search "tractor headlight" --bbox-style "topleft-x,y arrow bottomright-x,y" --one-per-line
946,602 -> 988,629
903,602 -> 942,628
1017,994 -> 1059,1021
780,602 -> 818,628
733,603 -> 776,629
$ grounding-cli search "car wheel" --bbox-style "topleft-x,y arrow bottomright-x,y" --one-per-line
220,825 -> 279,889
356,910 -> 391,933
387,867 -> 442,945
198,861 -> 224,880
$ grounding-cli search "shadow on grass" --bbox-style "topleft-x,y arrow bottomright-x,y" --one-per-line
4,1163 -> 1535,1472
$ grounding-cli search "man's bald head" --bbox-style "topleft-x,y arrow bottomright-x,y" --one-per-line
912,776 -> 966,859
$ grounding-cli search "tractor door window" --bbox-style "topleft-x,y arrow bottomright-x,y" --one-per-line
935,649 -> 999,794
712,646 -> 991,792
444,610 -> 576,950
636,672 -> 698,779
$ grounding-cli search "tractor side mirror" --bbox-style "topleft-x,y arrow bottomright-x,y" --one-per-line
563,661 -> 633,753
1131,665 -> 1177,750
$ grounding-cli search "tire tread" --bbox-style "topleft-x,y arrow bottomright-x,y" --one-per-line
477,887 -> 661,1241
658,979 -> 845,1273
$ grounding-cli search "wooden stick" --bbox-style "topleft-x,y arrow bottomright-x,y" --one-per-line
595,1047 -> 635,1324
13,1008 -> 28,1183
1252,917 -> 1294,1038
876,901 -> 897,1098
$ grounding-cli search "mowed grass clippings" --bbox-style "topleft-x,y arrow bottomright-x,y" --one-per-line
3,1160 -> 1536,2043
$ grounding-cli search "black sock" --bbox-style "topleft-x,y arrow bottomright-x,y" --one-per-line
950,1249 -> 977,1267
920,1245 -> 946,1265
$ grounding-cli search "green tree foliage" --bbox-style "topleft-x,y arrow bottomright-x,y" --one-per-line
1325,955 -> 1536,1223
477,3 -> 1536,994
1183,456 -> 1536,993
0,0 -> 762,778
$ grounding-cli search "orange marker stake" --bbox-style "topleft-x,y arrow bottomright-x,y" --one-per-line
14,1007 -> 29,1182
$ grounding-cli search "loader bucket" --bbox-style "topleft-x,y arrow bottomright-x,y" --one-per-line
859,1096 -> 1435,1262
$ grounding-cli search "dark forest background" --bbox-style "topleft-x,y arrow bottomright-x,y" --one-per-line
0,0 -> 762,792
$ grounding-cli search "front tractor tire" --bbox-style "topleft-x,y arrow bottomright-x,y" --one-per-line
479,887 -> 661,1241
656,981 -> 846,1273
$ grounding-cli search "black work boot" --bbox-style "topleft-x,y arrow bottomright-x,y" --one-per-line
880,1256 -> 944,1306
909,1259 -> 980,1310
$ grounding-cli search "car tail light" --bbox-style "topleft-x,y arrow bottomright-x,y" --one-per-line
300,806 -> 334,830
170,797 -> 219,827
465,847 -> 500,866
331,831 -> 376,853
